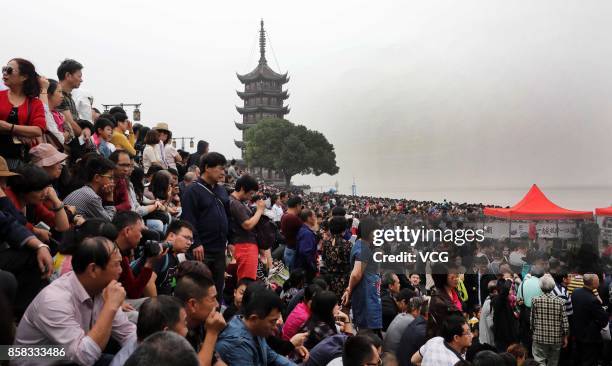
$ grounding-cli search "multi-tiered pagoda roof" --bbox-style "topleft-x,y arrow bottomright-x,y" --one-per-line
234,20 -> 289,153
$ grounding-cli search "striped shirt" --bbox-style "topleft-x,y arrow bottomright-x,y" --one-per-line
64,185 -> 116,221
567,274 -> 599,297
552,283 -> 573,316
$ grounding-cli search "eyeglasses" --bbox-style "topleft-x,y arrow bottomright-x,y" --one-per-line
99,174 -> 115,180
2,66 -> 13,75
117,163 -> 133,168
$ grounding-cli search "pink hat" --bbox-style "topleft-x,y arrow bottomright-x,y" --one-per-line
29,143 -> 68,167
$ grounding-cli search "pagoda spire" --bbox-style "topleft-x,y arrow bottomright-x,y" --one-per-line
259,19 -> 267,65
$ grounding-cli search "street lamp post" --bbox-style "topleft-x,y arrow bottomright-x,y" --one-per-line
101,103 -> 142,121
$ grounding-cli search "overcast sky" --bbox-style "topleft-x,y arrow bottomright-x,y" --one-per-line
5,0 -> 612,207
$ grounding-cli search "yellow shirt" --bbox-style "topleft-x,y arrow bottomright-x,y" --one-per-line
110,129 -> 136,156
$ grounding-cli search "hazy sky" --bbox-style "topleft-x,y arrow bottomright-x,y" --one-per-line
6,0 -> 612,207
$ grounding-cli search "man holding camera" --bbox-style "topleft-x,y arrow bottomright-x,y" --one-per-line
229,175 -> 266,281
113,211 -> 160,300
133,220 -> 195,296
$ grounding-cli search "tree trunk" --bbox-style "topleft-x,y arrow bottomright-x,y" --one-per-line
284,174 -> 292,188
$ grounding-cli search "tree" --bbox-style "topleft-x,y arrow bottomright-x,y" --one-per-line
244,118 -> 339,187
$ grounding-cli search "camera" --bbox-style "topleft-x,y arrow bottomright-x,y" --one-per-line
143,240 -> 172,257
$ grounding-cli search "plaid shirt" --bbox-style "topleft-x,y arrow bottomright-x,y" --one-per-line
530,292 -> 569,345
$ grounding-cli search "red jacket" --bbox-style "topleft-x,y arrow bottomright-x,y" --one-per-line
0,90 -> 46,131
119,256 -> 152,299
114,177 -> 132,212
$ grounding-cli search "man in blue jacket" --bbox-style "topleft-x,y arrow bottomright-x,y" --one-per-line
294,209 -> 318,282
216,287 -> 296,366
181,152 -> 229,300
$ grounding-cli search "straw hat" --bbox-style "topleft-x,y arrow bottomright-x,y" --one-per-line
0,156 -> 19,177
152,122 -> 170,132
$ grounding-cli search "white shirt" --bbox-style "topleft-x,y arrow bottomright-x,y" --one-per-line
71,88 -> 93,122
419,336 -> 463,366
272,204 -> 284,222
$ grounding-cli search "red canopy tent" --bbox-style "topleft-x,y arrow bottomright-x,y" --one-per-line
595,207 -> 612,216
484,184 -> 592,220
484,184 -> 592,239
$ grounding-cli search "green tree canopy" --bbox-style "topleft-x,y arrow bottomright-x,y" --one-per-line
244,118 -> 339,186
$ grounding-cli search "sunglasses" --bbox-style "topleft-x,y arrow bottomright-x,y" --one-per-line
2,66 -> 13,75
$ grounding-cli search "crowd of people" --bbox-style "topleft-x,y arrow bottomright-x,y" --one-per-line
0,56 -> 611,366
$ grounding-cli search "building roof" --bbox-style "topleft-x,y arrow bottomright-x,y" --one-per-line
236,20 -> 289,84
234,140 -> 246,149
234,122 -> 253,130
236,90 -> 289,100
235,105 -> 290,115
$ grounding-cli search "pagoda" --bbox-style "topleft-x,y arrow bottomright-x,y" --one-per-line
234,20 -> 290,157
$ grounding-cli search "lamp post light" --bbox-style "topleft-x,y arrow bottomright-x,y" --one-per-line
171,137 -> 195,151
101,103 -> 142,121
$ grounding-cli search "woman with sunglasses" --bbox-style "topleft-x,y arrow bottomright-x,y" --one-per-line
0,58 -> 46,169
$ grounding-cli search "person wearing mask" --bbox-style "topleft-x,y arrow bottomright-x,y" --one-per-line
174,272 -> 227,366
229,175 -> 266,281
216,287 -> 297,366
181,152 -> 230,301
13,237 -> 136,366
294,209 -> 319,282
571,273 -> 609,366
0,58 -> 46,169
411,314 -> 473,366
530,274 -> 569,366
281,196 -> 303,270
110,295 -> 189,366
64,156 -> 117,221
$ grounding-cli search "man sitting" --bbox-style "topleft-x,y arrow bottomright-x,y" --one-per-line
124,331 -> 198,366
174,271 -> 226,365
411,314 -> 473,366
216,286 -> 296,365
110,295 -> 188,366
64,155 -> 117,221
133,220 -> 195,296
14,237 -> 136,366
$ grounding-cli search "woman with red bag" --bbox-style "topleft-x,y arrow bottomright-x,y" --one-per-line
0,58 -> 46,169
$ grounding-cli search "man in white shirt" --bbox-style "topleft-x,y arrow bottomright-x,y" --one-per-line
411,314 -> 473,366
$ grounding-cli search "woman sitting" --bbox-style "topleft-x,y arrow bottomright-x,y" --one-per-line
299,290 -> 353,350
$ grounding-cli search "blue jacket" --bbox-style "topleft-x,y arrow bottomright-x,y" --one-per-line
181,179 -> 229,253
295,224 -> 317,271
216,316 -> 296,366
0,197 -> 36,249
